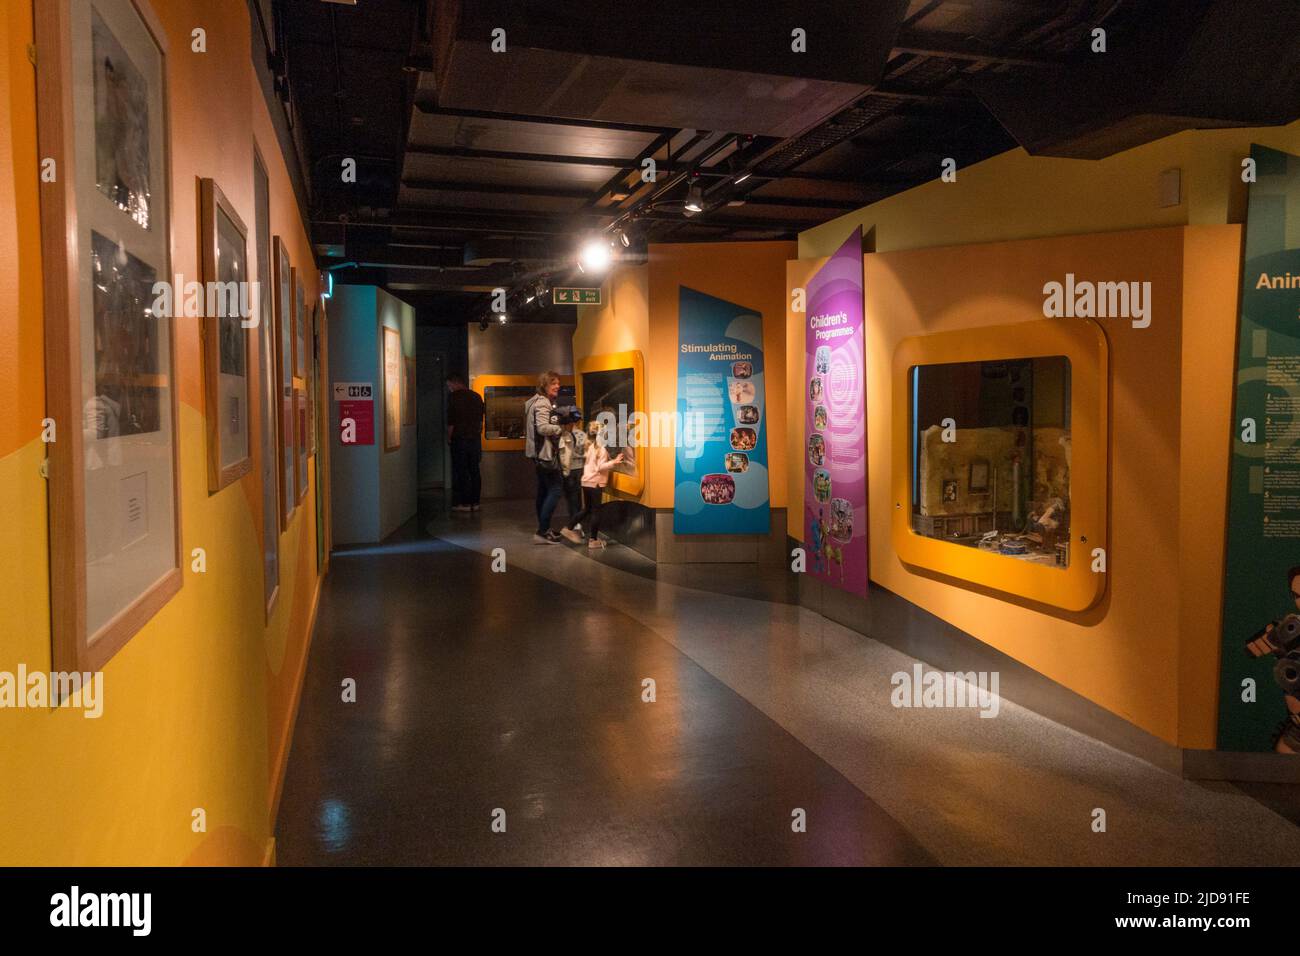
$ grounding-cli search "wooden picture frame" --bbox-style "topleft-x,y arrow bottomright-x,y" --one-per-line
295,271 -> 307,379
253,148 -> 279,620
199,177 -> 253,491
274,239 -> 294,528
295,385 -> 308,503
309,302 -> 319,456
383,325 -> 402,452
36,0 -> 183,674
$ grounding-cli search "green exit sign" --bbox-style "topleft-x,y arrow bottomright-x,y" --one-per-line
552,287 -> 602,305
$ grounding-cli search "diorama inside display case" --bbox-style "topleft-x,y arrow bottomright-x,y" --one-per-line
580,367 -> 637,477
910,356 -> 1071,568
483,384 -> 575,440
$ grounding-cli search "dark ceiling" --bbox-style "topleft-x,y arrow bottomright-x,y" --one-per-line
270,0 -> 1300,325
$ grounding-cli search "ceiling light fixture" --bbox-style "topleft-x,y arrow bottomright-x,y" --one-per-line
578,238 -> 612,274
684,181 -> 704,215
734,170 -> 752,185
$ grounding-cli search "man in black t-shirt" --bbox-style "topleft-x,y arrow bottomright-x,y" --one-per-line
446,373 -> 485,512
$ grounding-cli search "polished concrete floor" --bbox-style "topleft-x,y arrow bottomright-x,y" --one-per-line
275,495 -> 1300,866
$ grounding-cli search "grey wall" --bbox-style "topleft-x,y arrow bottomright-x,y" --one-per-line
468,322 -> 575,500
468,321 -> 574,376
327,285 -> 418,545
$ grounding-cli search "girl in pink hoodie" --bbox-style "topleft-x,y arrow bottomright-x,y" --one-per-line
562,421 -> 624,548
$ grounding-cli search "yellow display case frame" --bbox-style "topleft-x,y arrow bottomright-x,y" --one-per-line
470,374 -> 575,452
892,318 -> 1109,612
575,350 -> 646,497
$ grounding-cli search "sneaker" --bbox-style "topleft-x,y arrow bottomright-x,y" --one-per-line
544,530 -> 564,543
560,527 -> 582,544
572,523 -> 582,533
587,538 -> 606,550
533,533 -> 558,545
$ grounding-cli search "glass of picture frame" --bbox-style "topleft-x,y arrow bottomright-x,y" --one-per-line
37,0 -> 181,671
199,177 -> 253,491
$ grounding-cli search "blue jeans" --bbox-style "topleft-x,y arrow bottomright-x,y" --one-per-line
535,464 -> 563,534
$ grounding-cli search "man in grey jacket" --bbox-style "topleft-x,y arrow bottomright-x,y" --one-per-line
524,371 -> 564,543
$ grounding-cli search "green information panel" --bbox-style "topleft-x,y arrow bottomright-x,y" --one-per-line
1218,144 -> 1300,754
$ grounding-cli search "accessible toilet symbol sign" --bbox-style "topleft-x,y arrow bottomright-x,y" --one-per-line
334,381 -> 375,445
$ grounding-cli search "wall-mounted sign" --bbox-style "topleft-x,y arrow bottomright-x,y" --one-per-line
804,228 -> 866,596
338,399 -> 374,446
673,287 -> 770,534
553,287 -> 602,305
333,381 -> 373,400
335,381 -> 375,445
1217,144 -> 1300,754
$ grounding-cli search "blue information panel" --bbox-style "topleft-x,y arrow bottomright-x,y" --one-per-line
673,286 -> 770,534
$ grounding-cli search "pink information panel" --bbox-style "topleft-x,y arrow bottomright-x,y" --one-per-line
803,228 -> 866,596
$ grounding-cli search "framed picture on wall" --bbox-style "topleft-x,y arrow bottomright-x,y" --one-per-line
36,0 -> 182,673
252,149 -> 279,620
295,385 -> 309,503
383,325 -> 401,452
199,178 -> 253,491
273,237 -> 294,527
308,302 -> 318,456
402,355 -> 415,426
295,271 -> 307,379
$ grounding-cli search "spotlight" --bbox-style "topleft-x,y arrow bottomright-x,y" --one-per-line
684,182 -> 704,215
617,228 -> 631,248
498,312 -> 508,324
578,238 -> 612,274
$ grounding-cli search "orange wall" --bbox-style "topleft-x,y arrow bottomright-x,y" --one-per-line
794,225 -> 1237,747
0,0 -> 323,865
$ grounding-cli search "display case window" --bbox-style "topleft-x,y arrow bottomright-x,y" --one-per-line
580,367 -> 636,477
910,356 -> 1071,568
483,384 -> 575,440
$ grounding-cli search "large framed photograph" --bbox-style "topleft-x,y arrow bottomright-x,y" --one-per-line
36,0 -> 181,672
199,177 -> 252,491
383,325 -> 402,452
274,238 -> 294,528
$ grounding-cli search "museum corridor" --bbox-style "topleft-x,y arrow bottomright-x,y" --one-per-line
271,499 -> 1300,867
